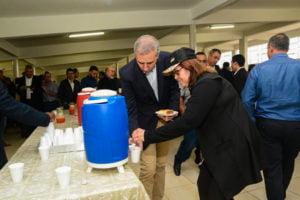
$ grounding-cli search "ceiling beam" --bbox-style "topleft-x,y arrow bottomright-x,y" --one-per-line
0,10 -> 191,38
26,51 -> 130,67
18,38 -> 136,58
195,8 -> 300,24
160,31 -> 243,46
0,39 -> 19,57
246,22 -> 300,39
191,0 -> 238,20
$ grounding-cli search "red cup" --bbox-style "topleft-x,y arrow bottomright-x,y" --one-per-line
69,104 -> 75,115
56,116 -> 65,123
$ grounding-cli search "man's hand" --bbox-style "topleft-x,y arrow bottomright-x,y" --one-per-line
45,112 -> 55,122
157,113 -> 178,122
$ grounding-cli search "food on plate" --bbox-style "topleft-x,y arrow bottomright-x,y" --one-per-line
158,109 -> 174,115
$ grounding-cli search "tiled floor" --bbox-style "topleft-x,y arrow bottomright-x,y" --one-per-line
130,137 -> 300,200
3,125 -> 26,160
4,126 -> 300,200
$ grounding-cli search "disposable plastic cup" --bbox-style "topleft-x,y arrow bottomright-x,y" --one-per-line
38,146 -> 50,161
55,166 -> 71,188
131,147 -> 141,163
56,117 -> 65,123
8,163 -> 24,183
40,136 -> 48,147
69,104 -> 75,115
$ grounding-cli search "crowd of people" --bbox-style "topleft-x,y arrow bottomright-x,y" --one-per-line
0,32 -> 299,200
128,33 -> 299,200
0,65 -> 121,135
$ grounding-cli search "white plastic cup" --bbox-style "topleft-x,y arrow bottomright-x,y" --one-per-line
65,127 -> 73,135
46,122 -> 55,133
40,136 -> 48,147
131,147 -> 141,163
43,133 -> 53,146
8,163 -> 24,183
73,128 -> 81,143
55,166 -> 71,188
38,146 -> 50,161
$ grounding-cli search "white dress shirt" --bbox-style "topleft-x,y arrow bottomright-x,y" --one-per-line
145,66 -> 159,101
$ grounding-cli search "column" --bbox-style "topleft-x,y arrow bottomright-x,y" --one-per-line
239,36 -> 248,69
231,50 -> 235,56
116,63 -> 119,78
12,58 -> 19,78
33,66 -> 36,75
189,24 -> 197,51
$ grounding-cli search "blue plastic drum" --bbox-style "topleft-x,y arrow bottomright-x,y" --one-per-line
82,94 -> 129,165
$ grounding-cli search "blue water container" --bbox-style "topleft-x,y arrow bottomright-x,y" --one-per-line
82,90 -> 129,169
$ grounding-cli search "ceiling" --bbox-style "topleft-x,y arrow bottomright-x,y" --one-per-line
0,0 -> 299,79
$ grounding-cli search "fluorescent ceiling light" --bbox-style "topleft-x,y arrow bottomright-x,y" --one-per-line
69,32 -> 104,38
210,24 -> 235,30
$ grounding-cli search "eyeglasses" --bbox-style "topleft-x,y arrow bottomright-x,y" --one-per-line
198,60 -> 207,63
173,67 -> 183,75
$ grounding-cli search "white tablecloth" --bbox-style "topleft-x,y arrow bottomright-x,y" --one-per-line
0,114 -> 149,200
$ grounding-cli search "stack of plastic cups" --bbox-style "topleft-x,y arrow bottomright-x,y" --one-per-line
76,87 -> 96,126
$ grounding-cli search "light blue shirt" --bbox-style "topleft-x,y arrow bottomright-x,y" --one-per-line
242,53 -> 300,121
42,81 -> 58,102
145,66 -> 159,101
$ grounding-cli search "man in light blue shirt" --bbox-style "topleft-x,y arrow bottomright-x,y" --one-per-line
242,33 -> 300,200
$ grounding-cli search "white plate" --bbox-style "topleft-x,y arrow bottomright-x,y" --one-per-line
155,110 -> 178,117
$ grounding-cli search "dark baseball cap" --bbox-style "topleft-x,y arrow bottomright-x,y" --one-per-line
163,47 -> 196,75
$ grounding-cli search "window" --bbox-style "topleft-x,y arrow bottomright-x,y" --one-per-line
248,43 -> 268,64
217,51 -> 232,68
247,36 -> 300,65
288,36 -> 300,59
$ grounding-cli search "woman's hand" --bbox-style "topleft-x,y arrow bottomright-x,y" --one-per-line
131,128 -> 145,148
157,113 -> 178,122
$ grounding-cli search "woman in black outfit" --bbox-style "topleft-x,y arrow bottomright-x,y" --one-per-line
131,47 -> 264,200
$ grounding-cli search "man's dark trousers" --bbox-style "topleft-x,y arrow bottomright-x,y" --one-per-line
175,129 -> 198,164
256,117 -> 300,200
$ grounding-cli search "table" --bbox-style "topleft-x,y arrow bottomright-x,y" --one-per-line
0,114 -> 150,200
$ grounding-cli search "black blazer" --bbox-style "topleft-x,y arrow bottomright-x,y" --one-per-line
120,51 -> 180,133
232,68 -> 248,96
16,75 -> 43,110
220,68 -> 234,83
215,65 -> 222,74
58,79 -> 81,106
0,81 -> 50,168
144,73 -> 263,199
97,76 -> 120,91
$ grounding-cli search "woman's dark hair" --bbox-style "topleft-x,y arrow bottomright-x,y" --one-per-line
180,59 -> 217,87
